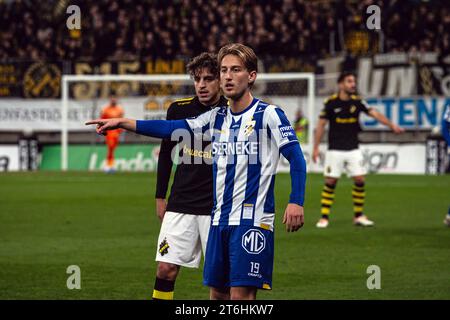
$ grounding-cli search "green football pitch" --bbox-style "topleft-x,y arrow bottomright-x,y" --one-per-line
0,172 -> 449,300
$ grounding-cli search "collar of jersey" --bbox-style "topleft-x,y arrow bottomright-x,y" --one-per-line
229,97 -> 259,116
199,95 -> 227,110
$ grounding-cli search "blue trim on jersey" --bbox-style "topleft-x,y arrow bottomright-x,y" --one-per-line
211,109 -> 226,215
257,100 -> 277,214
229,98 -> 259,116
219,117 -> 242,225
263,175 -> 276,213
240,102 -> 267,223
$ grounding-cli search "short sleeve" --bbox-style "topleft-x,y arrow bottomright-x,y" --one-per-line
359,99 -> 372,114
265,105 -> 299,150
165,103 -> 177,120
319,101 -> 331,119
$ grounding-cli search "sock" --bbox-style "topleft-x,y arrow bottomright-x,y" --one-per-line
353,182 -> 365,218
320,183 -> 336,219
107,158 -> 114,167
152,277 -> 175,300
107,147 -> 114,167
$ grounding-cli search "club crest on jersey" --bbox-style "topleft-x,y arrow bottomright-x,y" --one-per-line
242,229 -> 266,254
159,238 -> 170,256
278,125 -> 295,138
244,119 -> 256,136
350,105 -> 356,113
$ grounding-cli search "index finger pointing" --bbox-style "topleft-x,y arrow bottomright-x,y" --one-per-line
85,120 -> 101,125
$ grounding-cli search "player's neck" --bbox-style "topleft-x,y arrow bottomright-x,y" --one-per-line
200,94 -> 220,108
338,91 -> 351,101
229,92 -> 254,114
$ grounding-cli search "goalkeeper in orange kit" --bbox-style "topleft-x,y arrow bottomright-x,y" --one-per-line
100,96 -> 124,172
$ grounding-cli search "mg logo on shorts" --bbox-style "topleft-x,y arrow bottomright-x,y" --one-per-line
242,229 -> 266,254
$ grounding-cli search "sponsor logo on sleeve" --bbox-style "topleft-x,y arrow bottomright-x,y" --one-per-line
278,125 -> 295,138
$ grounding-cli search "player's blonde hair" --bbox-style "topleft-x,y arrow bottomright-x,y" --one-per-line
218,43 -> 258,73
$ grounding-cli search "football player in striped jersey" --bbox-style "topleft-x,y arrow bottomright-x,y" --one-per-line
86,43 -> 307,300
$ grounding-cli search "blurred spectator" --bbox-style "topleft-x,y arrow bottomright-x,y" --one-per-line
0,0 -> 448,61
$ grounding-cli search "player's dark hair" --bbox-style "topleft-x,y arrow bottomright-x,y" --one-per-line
337,71 -> 356,83
186,52 -> 219,79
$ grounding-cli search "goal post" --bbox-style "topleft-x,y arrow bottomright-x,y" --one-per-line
61,73 -> 315,171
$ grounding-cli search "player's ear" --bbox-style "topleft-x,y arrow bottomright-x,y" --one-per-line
248,70 -> 257,86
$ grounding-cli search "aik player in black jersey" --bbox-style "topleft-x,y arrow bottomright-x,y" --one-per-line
152,53 -> 227,300
312,72 -> 404,228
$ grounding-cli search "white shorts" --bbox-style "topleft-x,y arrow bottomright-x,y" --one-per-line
323,149 -> 367,178
155,211 -> 211,268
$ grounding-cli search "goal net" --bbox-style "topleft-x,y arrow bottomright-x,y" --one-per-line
60,73 -> 315,171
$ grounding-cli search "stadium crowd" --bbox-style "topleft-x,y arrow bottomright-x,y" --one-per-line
0,0 -> 449,61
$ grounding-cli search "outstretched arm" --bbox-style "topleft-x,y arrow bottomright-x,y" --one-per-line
86,118 -> 136,134
85,118 -> 189,138
280,142 -> 307,232
368,109 -> 404,133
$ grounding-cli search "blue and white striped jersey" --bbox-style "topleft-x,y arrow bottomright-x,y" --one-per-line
186,98 -> 299,231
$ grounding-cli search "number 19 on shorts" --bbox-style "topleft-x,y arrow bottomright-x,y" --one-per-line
250,262 -> 260,274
